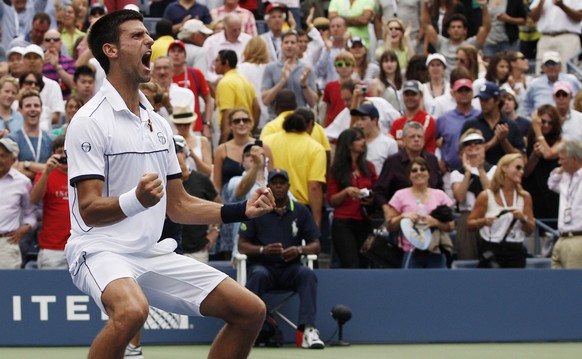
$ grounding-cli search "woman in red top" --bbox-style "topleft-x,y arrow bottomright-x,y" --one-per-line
327,128 -> 378,268
321,51 -> 356,127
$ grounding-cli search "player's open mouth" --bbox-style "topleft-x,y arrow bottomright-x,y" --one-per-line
142,52 -> 152,70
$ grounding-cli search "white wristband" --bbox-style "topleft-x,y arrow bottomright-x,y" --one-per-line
119,187 -> 147,217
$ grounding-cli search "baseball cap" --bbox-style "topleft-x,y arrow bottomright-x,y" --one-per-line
552,80 -> 573,95
350,103 -> 379,118
242,141 -> 262,156
167,40 -> 186,53
0,138 -> 19,157
265,3 -> 286,14
268,168 -> 289,183
461,132 -> 485,146
178,19 -> 213,40
542,51 -> 561,65
7,46 -> 25,57
475,82 -> 501,100
23,44 -> 44,60
347,36 -> 366,48
402,80 -> 422,94
452,78 -> 473,92
89,3 -> 107,16
426,53 -> 447,68
123,4 -> 140,12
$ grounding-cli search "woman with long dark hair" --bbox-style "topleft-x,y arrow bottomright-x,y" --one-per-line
328,128 -> 377,268
473,51 -> 514,95
369,50 -> 403,113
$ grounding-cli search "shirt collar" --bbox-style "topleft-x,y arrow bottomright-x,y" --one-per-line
101,79 -> 154,115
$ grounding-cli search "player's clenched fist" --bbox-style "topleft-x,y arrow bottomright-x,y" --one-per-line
136,173 -> 164,208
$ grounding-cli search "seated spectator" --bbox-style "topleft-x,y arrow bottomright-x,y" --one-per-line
314,16 -> 349,87
468,154 -> 535,268
369,50 -> 403,115
422,53 -> 449,117
238,168 -> 325,349
51,96 -> 84,137
210,0 -> 258,36
61,4 -> 85,58
177,19 -> 213,73
0,138 -> 36,269
386,157 -> 455,268
430,67 -> 481,120
6,47 -> 26,79
321,51 -> 356,127
163,0 -> 212,34
375,18 -> 415,70
73,65 -> 95,104
328,128 -> 377,268
390,80 -> 437,153
238,36 -> 271,130
0,76 -> 23,134
552,81 -> 582,142
328,0 -> 374,46
347,37 -> 379,86
523,105 -> 562,226
260,3 -> 286,62
151,19 -> 175,62
451,130 -> 496,260
507,50 -> 531,118
500,92 -> 530,145
472,52 -> 515,97
548,140 -> 582,268
30,135 -> 69,269
461,82 -> 525,165
42,29 -> 76,100
7,12 -> 51,51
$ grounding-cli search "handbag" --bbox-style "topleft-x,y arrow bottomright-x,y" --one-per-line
360,225 -> 403,268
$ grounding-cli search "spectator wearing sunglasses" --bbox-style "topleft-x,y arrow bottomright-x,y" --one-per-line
321,51 -> 356,127
552,81 -> 582,142
41,29 -> 76,100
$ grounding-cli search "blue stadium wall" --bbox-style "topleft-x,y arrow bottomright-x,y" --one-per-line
1,268 -> 582,346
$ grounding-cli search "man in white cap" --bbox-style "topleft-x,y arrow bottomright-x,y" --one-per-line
6,47 -> 26,79
553,81 -> 582,142
523,51 -> 581,117
22,44 -> 64,131
177,19 -> 213,72
0,137 -> 36,269
210,0 -> 258,36
530,0 -> 582,74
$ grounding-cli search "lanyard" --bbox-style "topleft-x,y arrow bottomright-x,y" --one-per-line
499,189 -> 516,209
22,129 -> 42,162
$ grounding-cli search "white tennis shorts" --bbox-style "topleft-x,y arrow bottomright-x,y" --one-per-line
70,248 -> 228,315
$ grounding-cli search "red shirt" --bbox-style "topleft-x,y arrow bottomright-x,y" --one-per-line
322,81 -> 346,127
327,162 -> 378,220
172,67 -> 210,132
389,110 -> 437,153
34,170 -> 70,250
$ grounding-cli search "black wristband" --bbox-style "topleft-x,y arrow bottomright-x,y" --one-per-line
221,201 -> 250,223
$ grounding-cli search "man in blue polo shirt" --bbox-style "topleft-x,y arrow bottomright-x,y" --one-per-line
460,82 -> 525,165
238,168 -> 324,350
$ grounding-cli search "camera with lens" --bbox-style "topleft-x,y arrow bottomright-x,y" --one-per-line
358,188 -> 372,198
57,156 -> 67,164
356,83 -> 368,94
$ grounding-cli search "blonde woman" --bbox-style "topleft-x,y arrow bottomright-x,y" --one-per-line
238,37 -> 271,130
468,153 -> 535,268
376,18 -> 415,70
321,51 -> 356,127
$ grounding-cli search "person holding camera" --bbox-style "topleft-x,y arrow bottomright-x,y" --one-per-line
327,128 -> 378,268
30,135 -> 69,269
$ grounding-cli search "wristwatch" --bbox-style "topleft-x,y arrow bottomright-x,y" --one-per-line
24,161 -> 31,170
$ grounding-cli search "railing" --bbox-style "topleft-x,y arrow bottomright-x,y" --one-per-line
567,49 -> 582,80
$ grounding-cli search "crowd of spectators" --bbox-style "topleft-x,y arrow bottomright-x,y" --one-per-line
0,0 -> 581,272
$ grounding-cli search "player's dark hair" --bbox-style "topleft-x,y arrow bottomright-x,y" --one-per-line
218,49 -> 238,68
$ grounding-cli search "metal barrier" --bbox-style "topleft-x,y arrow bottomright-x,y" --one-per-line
567,48 -> 582,80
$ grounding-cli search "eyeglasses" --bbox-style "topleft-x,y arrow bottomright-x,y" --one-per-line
544,62 -> 559,67
463,139 -> 484,147
388,27 -> 402,31
410,167 -> 428,173
515,165 -> 524,171
23,80 -> 40,86
232,117 -> 252,125
456,87 -> 472,93
541,120 -> 553,126
44,37 -> 61,42
554,92 -> 570,98
335,61 -> 353,68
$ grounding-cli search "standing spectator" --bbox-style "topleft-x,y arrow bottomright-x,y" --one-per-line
238,168 -> 325,349
215,50 -> 260,143
348,37 -> 379,86
163,0 -> 212,34
422,53 -> 449,116
261,31 -> 318,119
436,78 -> 480,173
314,16 -> 349,86
177,19 -> 213,72
548,140 -> 582,268
0,77 -> 23,134
522,51 -> 581,117
451,129 -> 496,260
328,128 -> 377,268
482,0 -> 526,58
369,50 -> 403,114
30,135 -> 70,269
321,51 -> 356,127
351,103 -> 398,174
552,81 -> 582,142
390,80 -> 437,153
468,153 -> 535,268
530,0 -> 582,74
8,12 -> 52,50
0,0 -> 51,49
472,51 -> 514,96
500,92 -> 530,143
51,96 -> 84,137
375,0 -> 422,53
151,19 -> 175,62
168,40 -> 213,134
260,3 -> 287,62
8,90 -> 53,180
461,82 -> 525,165
259,90 -> 296,138
6,47 -> 26,79
61,4 -> 85,58
386,157 -> 455,268
523,105 -> 562,226
263,113 -> 326,227
238,36 -> 271,130
375,18 -> 415,70
455,44 -> 480,81
210,0 -> 258,36
0,138 -> 36,269
422,0 -> 491,71
42,29 -> 76,100
73,65 -> 96,104
374,121 -> 443,219
328,0 -> 374,46
507,50 -> 531,118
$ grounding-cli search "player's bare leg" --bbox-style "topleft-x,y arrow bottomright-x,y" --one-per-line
201,277 -> 266,359
88,278 -> 149,359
